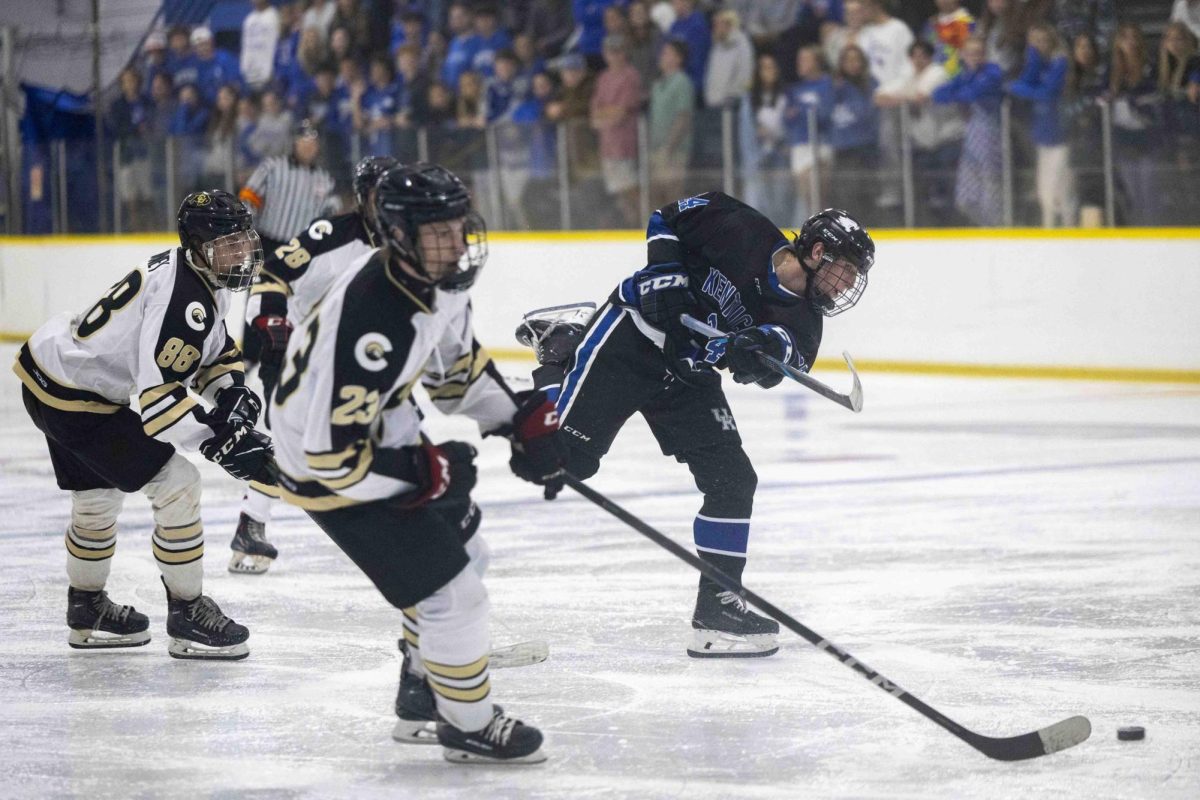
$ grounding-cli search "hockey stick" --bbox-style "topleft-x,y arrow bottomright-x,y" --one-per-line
679,314 -> 863,413
562,473 -> 1091,761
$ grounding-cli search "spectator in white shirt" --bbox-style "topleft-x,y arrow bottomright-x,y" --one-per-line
858,0 -> 914,212
705,8 -> 755,108
303,0 -> 337,43
241,0 -> 281,91
1172,0 -> 1200,41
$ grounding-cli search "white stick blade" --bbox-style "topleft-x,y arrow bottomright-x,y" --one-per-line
842,351 -> 864,413
1037,715 -> 1092,754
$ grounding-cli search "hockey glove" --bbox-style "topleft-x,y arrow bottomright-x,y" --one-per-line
633,265 -> 695,336
200,422 -> 278,484
508,390 -> 568,499
391,441 -> 478,508
250,314 -> 293,395
663,337 -> 720,389
727,327 -> 788,388
212,385 -> 263,427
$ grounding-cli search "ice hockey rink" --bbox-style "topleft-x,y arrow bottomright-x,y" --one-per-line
1,345 -> 1197,799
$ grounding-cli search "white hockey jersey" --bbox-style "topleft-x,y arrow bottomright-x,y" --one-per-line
13,248 -> 244,451
244,211 -> 374,326
266,250 -> 518,510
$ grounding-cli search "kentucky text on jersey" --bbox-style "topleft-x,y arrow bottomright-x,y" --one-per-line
700,267 -> 754,331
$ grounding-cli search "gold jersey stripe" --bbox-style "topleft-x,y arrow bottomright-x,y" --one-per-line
13,361 -> 123,414
314,445 -> 374,491
427,676 -> 491,703
193,361 -> 244,395
423,654 -> 489,681
305,443 -> 362,470
143,395 -> 199,437
138,381 -> 184,408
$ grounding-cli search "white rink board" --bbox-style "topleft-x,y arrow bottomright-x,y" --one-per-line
2,233 -> 1199,370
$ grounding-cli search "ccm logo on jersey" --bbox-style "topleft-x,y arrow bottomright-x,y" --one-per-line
639,275 -> 688,294
354,333 -> 392,372
186,302 -> 207,331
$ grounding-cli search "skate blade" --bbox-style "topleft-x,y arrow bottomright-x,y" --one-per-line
228,552 -> 273,574
168,637 -> 249,661
489,640 -> 549,669
687,629 -> 779,659
392,718 -> 439,744
68,629 -> 151,649
441,746 -> 548,765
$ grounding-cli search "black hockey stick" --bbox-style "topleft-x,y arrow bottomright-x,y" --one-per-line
562,473 -> 1091,761
679,314 -> 863,412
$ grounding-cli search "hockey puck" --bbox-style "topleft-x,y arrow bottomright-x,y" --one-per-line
1117,726 -> 1145,741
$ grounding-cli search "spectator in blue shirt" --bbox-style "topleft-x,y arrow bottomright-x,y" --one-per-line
442,2 -> 479,89
573,0 -> 625,65
169,83 -> 209,190
1007,23 -> 1075,227
165,26 -> 195,89
830,44 -> 880,213
668,0 -> 711,96
273,6 -> 302,93
932,35 -> 1005,226
469,4 -> 514,78
138,30 -> 169,96
355,56 -> 399,157
486,50 -> 523,122
191,27 -> 243,105
784,45 -> 834,223
391,10 -> 429,56
110,67 -> 155,229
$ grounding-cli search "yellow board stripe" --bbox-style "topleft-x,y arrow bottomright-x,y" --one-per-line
143,396 -> 199,437
427,676 -> 491,703
424,654 -> 489,681
152,541 -> 204,564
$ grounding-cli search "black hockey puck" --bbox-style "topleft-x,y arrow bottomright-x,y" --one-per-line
1117,726 -> 1145,741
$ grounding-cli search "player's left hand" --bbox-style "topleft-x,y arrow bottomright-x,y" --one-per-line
212,385 -> 263,427
728,327 -> 786,388
200,422 -> 276,483
508,390 -> 568,499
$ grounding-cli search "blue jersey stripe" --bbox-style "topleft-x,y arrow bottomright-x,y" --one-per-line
556,305 -> 622,419
693,515 -> 751,555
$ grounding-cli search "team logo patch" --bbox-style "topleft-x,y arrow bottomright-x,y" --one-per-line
711,408 -> 737,431
193,192 -> 210,206
354,332 -> 392,372
185,301 -> 207,331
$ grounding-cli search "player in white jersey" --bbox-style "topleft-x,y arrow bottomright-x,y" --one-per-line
264,163 -> 565,763
229,156 -> 396,574
12,190 -> 277,660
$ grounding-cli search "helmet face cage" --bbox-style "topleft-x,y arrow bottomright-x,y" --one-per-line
797,209 -> 875,317
810,253 -> 868,316
426,210 -> 487,292
199,229 -> 264,292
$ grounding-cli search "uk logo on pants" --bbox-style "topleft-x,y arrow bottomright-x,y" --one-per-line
711,408 -> 736,431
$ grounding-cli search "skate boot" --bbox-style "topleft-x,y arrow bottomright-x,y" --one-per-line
164,579 -> 249,660
688,585 -> 780,659
392,640 -> 439,744
67,587 -> 151,649
438,707 -> 546,764
515,303 -> 595,374
228,512 -> 277,574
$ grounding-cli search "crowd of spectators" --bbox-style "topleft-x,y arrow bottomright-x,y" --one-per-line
106,0 -> 1200,230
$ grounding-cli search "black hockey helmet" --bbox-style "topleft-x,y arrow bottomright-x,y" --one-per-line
792,208 -> 874,316
177,189 -> 263,292
352,155 -> 398,212
373,162 -> 487,292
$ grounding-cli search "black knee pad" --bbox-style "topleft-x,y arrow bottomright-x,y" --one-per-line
681,445 -> 757,519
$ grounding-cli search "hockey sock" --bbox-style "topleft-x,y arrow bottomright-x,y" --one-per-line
240,485 -> 275,524
401,606 -> 426,677
693,514 -> 749,591
144,455 -> 204,600
66,489 -> 124,591
416,567 -> 493,733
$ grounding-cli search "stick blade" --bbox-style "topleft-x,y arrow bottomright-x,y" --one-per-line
489,640 -> 550,669
842,351 -> 864,413
972,715 -> 1092,761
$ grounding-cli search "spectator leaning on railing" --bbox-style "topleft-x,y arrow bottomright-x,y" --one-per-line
704,8 -> 754,110
744,52 -> 793,226
1006,23 -> 1075,228
829,44 -> 880,215
590,34 -> 644,228
109,67 -> 155,230
1063,33 -> 1105,223
932,35 -> 1005,227
784,45 -> 834,224
650,39 -> 695,205
1107,22 -> 1159,226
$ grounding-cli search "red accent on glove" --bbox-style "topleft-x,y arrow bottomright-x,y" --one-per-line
251,314 -> 293,354
395,442 -> 452,508
515,397 -> 559,443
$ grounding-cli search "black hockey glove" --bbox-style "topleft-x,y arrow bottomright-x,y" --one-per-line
663,336 -> 720,389
200,422 -> 278,484
727,327 -> 787,388
388,441 -> 478,509
633,265 -> 695,336
212,385 -> 263,427
250,314 -> 293,396
508,390 -> 568,499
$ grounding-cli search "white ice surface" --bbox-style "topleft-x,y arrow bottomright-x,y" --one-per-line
1,344 -> 1198,799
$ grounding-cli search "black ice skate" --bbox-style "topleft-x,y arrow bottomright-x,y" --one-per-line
392,640 -> 439,744
164,579 -> 249,660
67,587 -> 151,649
438,707 -> 546,764
688,587 -> 780,659
514,303 -> 596,368
228,512 -> 278,574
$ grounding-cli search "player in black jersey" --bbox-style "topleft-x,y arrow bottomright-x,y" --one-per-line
230,156 -> 396,574
518,197 -> 875,658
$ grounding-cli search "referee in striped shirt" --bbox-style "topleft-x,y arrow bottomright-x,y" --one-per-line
238,119 -> 341,254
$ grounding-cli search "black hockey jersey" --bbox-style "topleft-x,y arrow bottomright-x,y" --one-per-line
246,210 -> 375,323
613,192 -> 822,370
